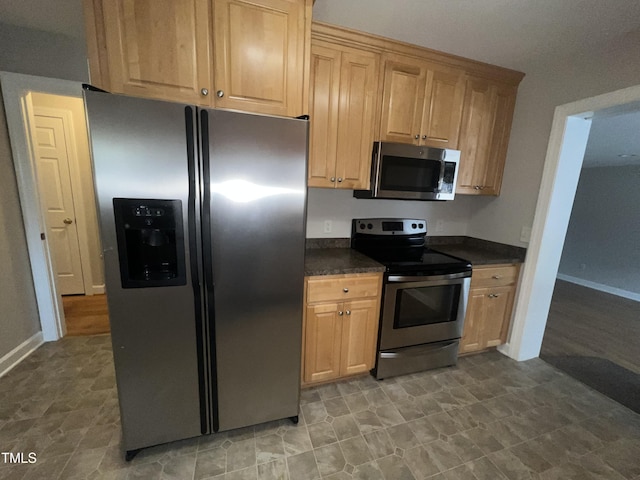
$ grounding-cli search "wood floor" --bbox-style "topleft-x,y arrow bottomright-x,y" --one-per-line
540,280 -> 640,374
62,294 -> 111,336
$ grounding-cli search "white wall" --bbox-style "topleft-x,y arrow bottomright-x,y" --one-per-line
558,164 -> 640,296
0,22 -> 88,82
306,188 -> 474,238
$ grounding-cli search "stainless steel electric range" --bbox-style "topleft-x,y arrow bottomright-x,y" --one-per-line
351,218 -> 472,379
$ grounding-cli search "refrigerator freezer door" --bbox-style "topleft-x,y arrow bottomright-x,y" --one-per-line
204,109 -> 307,431
85,92 -> 203,450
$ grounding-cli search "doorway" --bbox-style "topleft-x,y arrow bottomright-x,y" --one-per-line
1,73 -> 109,338
503,84 -> 640,363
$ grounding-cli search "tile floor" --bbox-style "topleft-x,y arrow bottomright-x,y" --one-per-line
1,335 -> 639,480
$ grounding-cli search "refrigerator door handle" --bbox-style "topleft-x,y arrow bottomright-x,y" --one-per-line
186,106 -> 212,435
198,108 -> 219,433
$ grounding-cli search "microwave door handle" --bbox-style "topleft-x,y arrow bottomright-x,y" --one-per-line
437,160 -> 446,192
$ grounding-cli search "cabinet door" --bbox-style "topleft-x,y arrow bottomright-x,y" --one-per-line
334,49 -> 380,190
460,288 -> 486,354
379,54 -> 426,145
308,44 -> 341,188
482,285 -> 516,348
481,84 -> 517,195
460,285 -> 515,353
213,0 -> 305,116
304,303 -> 342,383
340,299 -> 379,376
102,0 -> 212,104
420,64 -> 465,149
456,76 -> 494,194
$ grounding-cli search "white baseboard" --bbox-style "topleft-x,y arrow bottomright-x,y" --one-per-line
0,332 -> 44,378
92,284 -> 105,295
556,274 -> 640,302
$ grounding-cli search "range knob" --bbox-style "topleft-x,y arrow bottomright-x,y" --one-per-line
359,223 -> 365,230
412,223 -> 417,229
367,223 -> 373,230
418,223 -> 424,229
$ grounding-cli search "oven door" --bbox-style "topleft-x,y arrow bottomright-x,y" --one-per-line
379,273 -> 470,350
374,143 -> 445,200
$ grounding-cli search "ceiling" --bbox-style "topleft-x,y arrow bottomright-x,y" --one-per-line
1,0 -> 639,168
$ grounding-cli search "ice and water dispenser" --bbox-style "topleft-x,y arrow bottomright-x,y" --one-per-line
113,198 -> 187,288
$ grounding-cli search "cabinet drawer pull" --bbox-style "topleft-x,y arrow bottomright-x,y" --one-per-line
343,288 -> 349,293
492,275 -> 502,279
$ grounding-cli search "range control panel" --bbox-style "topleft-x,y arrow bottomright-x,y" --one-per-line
353,218 -> 427,236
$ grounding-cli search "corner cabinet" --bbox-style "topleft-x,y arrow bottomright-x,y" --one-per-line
83,0 -> 311,116
302,273 -> 382,385
378,53 -> 466,150
456,77 -> 518,195
308,41 -> 380,189
460,264 -> 520,354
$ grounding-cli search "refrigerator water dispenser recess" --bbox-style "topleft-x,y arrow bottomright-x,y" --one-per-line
113,198 -> 187,288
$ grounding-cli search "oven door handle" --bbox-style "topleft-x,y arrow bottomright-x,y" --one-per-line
387,272 -> 471,283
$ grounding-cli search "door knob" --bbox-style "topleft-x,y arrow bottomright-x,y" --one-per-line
63,218 -> 73,225
201,88 -> 209,96
216,90 -> 225,98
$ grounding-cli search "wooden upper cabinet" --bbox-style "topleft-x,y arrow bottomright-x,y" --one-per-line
84,0 -> 310,115
99,0 -> 212,104
379,53 -> 465,149
308,40 -> 379,189
213,0 -> 307,116
457,76 -> 517,195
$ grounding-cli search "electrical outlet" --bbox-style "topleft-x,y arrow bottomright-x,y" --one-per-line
323,220 -> 332,234
435,219 -> 444,232
520,226 -> 532,243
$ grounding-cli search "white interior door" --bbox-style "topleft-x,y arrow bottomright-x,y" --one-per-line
32,108 -> 85,295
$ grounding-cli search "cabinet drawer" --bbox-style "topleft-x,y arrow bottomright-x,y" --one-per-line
471,264 -> 519,288
307,274 -> 380,303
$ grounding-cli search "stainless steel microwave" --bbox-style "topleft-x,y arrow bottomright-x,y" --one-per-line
354,141 -> 461,201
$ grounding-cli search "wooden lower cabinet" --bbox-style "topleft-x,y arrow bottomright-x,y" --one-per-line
460,264 -> 520,354
303,273 -> 382,385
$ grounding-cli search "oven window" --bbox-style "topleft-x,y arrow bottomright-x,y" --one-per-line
393,284 -> 460,328
380,156 -> 441,192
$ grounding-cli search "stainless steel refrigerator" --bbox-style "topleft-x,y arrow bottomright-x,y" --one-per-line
84,90 -> 308,458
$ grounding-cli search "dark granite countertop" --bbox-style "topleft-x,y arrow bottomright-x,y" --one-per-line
304,248 -> 385,276
427,236 -> 526,265
304,236 -> 525,274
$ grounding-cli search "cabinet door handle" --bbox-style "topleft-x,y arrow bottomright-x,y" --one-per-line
343,288 -> 349,293
216,90 -> 224,98
338,311 -> 344,316
414,134 -> 420,140
422,135 -> 427,140
201,88 -> 209,96
63,218 -> 73,225
492,275 -> 502,279
474,185 -> 481,190
337,177 -> 343,183
488,293 -> 501,299
346,310 -> 351,315
330,177 -> 336,182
